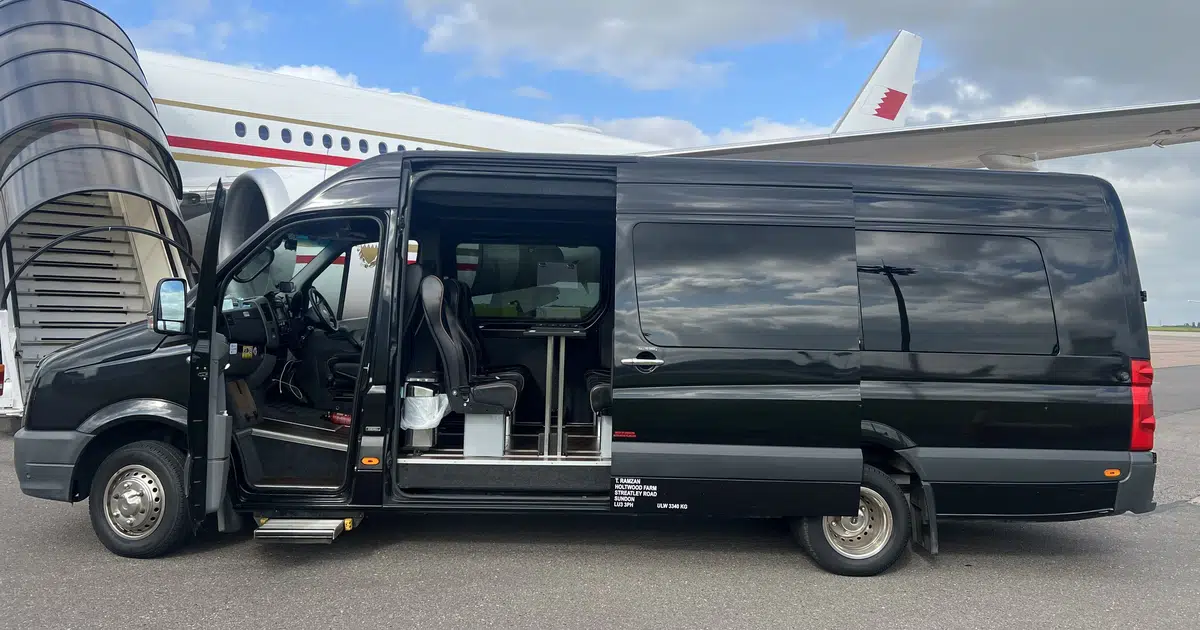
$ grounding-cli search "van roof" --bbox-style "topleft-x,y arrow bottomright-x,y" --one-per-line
281,150 -> 1122,222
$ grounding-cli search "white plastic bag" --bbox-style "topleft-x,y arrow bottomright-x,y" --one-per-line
401,394 -> 450,430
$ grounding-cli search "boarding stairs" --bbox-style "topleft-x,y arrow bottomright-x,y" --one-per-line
7,193 -> 151,394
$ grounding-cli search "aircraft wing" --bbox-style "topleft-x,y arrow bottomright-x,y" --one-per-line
643,98 -> 1200,169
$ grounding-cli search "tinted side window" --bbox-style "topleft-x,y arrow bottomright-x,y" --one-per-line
857,230 -> 1058,354
631,222 -> 859,351
455,243 -> 601,321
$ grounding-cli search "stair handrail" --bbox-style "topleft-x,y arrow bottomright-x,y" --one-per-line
0,225 -> 200,309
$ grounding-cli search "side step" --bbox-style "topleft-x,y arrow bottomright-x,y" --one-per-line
252,516 -> 363,544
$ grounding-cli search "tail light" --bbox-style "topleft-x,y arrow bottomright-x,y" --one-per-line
0,363 -> 5,396
1130,359 -> 1155,451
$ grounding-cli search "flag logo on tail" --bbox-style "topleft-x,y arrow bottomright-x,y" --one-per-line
860,85 -> 909,121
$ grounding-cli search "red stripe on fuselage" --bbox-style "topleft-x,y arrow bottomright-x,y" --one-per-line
167,135 -> 364,167
297,255 -> 346,264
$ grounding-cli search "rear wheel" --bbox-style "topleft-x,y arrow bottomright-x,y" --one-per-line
88,440 -> 192,558
794,464 -> 911,576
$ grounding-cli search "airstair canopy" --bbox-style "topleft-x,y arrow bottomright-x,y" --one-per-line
0,0 -> 185,240
0,0 -> 192,399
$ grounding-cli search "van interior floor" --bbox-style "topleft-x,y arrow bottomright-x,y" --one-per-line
241,401 -> 351,488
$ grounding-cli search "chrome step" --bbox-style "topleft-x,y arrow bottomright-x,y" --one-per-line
253,517 -> 361,544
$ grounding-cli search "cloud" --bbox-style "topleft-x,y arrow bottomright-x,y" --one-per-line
126,0 -> 270,55
270,64 -> 393,93
402,0 -> 1200,103
403,0 -> 813,89
513,85 -> 552,100
403,1 -> 1193,324
564,115 -> 828,148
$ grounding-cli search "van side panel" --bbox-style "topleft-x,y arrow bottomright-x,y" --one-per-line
853,188 -> 1137,517
609,173 -> 863,518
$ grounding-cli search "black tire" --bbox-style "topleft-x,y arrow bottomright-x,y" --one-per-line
793,464 -> 911,577
88,440 -> 192,558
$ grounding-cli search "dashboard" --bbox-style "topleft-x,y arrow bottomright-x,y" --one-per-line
220,292 -> 293,377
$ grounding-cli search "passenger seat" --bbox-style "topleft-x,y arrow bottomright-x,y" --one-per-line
443,277 -> 533,391
420,275 -> 523,413
586,309 -> 613,417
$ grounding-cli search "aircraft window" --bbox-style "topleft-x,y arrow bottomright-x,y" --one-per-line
235,122 -> 246,138
281,128 -> 292,143
341,136 -> 351,151
378,142 -> 388,154
258,125 -> 269,141
304,131 -> 314,146
359,139 -> 368,153
322,134 -> 332,149
396,144 -> 406,152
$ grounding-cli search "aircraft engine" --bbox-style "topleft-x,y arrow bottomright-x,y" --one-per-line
182,167 -> 330,264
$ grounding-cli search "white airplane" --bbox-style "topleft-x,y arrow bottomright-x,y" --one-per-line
135,25 -> 1200,315
153,32 -> 924,230
146,29 -> 926,306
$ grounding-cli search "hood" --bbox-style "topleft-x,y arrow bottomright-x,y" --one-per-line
34,320 -> 168,379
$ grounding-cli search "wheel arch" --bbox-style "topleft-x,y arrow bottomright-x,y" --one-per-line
71,398 -> 188,501
860,420 -> 926,489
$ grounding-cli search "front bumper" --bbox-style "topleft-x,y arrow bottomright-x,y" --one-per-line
1114,451 -> 1157,514
12,429 -> 93,502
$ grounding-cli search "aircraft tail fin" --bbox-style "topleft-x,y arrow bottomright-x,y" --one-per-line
832,30 -> 922,135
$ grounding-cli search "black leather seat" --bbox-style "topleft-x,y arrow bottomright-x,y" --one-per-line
420,275 -> 522,413
328,263 -> 426,387
586,309 -> 613,416
443,277 -> 537,393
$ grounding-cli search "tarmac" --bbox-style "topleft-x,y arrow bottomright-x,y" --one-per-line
0,332 -> 1197,628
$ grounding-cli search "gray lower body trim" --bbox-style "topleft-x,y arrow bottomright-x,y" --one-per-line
611,442 -> 861,482
1114,451 -> 1157,514
13,428 -> 93,502
908,447 -> 1134,484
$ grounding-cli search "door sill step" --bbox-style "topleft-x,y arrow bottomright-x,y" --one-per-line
253,517 -> 361,544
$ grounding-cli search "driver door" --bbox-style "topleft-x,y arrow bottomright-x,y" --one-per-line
185,181 -> 231,529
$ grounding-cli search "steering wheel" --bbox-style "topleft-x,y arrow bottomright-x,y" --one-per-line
306,286 -> 338,332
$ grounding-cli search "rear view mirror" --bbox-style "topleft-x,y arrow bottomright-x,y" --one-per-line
152,278 -> 188,335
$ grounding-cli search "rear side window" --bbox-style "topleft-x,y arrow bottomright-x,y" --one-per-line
455,243 -> 602,321
631,222 -> 860,350
857,230 -> 1058,354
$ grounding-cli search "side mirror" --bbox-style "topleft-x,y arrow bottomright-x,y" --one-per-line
152,278 -> 189,335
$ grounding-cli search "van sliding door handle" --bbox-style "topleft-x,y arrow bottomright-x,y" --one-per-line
621,358 -> 664,366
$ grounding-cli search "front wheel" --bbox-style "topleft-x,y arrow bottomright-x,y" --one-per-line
793,464 -> 912,576
88,440 -> 193,558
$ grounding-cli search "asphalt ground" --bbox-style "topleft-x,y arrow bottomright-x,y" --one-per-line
1,332 -> 1197,629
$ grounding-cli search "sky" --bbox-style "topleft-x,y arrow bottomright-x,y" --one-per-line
95,0 -> 1200,325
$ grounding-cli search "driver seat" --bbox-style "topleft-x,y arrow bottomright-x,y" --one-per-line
326,263 -> 426,387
